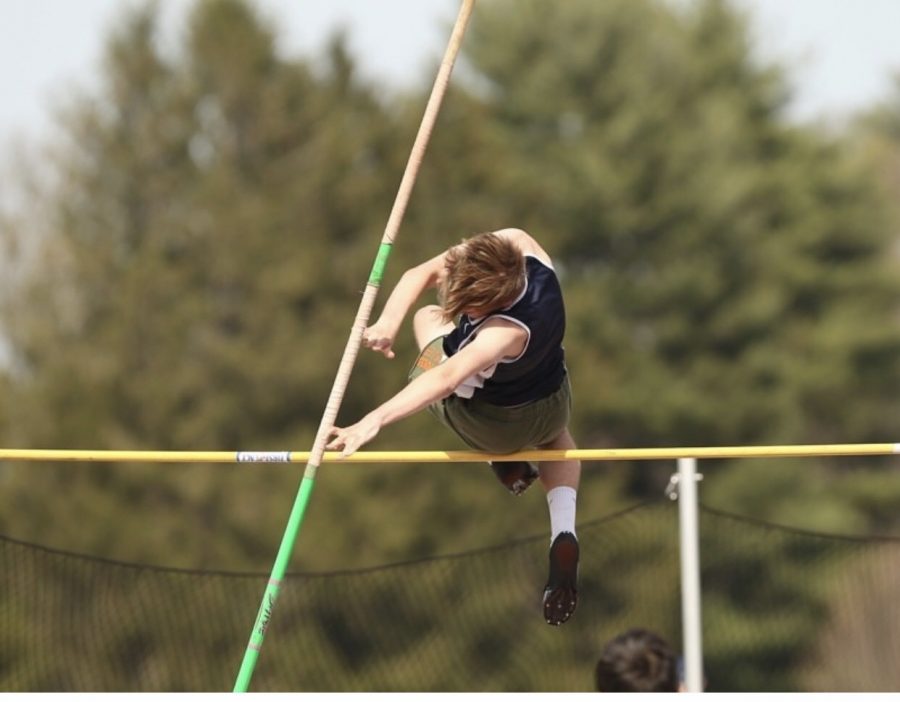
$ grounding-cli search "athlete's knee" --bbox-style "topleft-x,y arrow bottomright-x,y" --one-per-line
413,304 -> 443,326
414,305 -> 451,349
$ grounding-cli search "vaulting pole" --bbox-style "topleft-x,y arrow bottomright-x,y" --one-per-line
231,0 -> 477,691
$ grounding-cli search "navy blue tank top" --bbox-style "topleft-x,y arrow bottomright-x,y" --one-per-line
442,255 -> 566,406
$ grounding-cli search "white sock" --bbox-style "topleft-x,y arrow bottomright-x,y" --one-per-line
547,486 -> 577,542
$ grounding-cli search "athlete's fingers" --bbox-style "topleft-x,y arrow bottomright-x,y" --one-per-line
325,426 -> 346,450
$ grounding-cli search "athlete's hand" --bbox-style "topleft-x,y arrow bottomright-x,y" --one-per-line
362,321 -> 397,359
326,414 -> 382,457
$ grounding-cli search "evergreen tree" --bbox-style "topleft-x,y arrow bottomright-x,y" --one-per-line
463,0 -> 900,487
0,0 -> 406,567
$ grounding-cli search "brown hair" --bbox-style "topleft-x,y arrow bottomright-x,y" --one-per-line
439,232 -> 526,322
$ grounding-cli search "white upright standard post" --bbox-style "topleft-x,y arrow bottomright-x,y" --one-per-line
678,457 -> 704,693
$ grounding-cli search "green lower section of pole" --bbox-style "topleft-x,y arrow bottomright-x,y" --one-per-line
367,242 -> 392,286
233,472 -> 317,692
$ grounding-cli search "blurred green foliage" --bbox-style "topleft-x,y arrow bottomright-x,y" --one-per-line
2,0 -> 900,690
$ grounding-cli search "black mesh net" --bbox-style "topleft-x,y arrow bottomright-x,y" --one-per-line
1,500 -> 899,691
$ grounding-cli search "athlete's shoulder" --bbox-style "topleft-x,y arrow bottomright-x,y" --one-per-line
494,228 -> 553,268
493,227 -> 531,245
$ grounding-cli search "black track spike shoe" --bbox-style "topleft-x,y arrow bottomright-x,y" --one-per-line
543,531 -> 579,626
489,460 -> 540,496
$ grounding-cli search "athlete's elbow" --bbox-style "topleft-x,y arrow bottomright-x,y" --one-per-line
406,262 -> 440,289
437,378 -> 458,400
432,367 -> 460,399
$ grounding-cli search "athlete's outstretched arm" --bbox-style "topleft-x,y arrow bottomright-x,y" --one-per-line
328,324 -> 525,455
363,252 -> 447,358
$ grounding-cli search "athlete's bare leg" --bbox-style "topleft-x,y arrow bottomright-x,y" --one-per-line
537,427 -> 580,491
413,304 -> 454,351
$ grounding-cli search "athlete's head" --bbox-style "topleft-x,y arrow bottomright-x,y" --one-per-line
594,628 -> 680,693
439,231 -> 526,322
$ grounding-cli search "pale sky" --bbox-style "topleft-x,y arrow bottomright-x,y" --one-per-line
1,0 -> 899,144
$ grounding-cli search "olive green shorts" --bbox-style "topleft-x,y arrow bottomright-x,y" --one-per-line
408,336 -> 572,454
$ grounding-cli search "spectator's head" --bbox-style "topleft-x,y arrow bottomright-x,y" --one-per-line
594,628 -> 679,692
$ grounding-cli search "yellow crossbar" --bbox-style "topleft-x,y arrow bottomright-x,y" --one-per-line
0,443 -> 898,463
